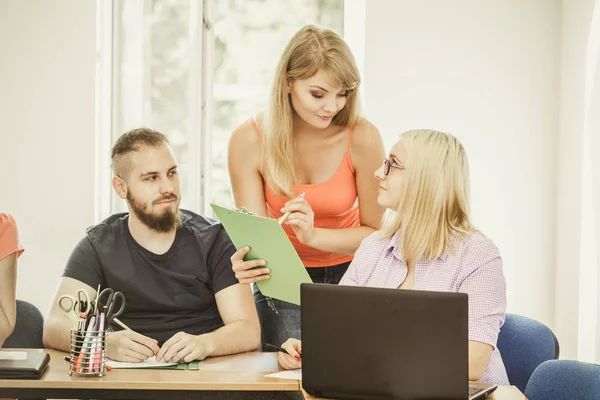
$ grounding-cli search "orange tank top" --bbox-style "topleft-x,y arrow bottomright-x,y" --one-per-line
0,213 -> 24,261
250,118 -> 359,268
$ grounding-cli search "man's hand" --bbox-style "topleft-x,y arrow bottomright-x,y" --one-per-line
157,332 -> 212,363
106,330 -> 160,362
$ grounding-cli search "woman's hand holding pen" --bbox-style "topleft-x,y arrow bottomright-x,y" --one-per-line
231,246 -> 270,284
277,338 -> 302,370
280,196 -> 316,246
106,329 -> 159,362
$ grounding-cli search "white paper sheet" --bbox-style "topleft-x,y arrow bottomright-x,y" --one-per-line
0,351 -> 27,360
265,369 -> 302,380
107,356 -> 177,369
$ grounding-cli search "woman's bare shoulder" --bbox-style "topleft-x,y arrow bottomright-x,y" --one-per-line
229,115 -> 264,167
350,117 -> 385,160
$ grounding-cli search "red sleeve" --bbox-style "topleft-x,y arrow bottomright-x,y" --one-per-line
0,214 -> 24,260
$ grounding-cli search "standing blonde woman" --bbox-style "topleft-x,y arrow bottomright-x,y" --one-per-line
228,25 -> 386,349
277,130 -> 510,385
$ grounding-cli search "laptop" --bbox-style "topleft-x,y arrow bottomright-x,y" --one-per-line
301,284 -> 498,400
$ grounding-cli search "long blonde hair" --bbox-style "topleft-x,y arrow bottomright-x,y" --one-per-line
264,25 -> 361,196
381,129 -> 475,261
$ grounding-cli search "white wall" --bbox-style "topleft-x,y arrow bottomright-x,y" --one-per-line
363,0 -> 561,327
554,0 -> 597,360
0,0 -> 97,316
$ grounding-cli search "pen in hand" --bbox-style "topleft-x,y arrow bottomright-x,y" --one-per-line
278,193 -> 306,225
113,317 -> 131,331
265,343 -> 301,358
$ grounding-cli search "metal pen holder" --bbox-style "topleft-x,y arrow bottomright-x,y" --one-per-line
69,329 -> 107,377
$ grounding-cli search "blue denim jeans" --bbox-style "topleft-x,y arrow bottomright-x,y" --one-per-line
253,261 -> 350,351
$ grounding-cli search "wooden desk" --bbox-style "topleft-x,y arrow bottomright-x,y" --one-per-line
0,349 -> 300,399
0,349 -> 527,400
301,385 -> 527,399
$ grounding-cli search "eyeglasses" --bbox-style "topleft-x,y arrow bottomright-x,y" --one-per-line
383,158 -> 404,176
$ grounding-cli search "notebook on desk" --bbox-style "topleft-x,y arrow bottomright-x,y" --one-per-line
107,357 -> 201,370
301,284 -> 498,400
211,204 -> 313,305
0,351 -> 50,379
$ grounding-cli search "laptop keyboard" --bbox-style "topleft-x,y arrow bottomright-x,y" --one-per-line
468,386 -> 484,396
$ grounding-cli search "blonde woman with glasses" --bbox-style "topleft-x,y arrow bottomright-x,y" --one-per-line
277,130 -> 510,385
228,25 -> 386,349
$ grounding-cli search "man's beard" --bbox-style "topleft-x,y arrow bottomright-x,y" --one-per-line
127,192 -> 182,233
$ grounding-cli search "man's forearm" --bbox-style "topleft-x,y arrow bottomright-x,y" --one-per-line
199,319 -> 261,358
42,316 -> 71,352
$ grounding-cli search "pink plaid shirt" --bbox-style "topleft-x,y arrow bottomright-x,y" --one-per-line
339,230 -> 509,385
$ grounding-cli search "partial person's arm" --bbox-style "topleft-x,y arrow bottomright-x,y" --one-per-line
228,118 -> 269,217
200,283 -> 261,356
227,119 -> 272,284
0,253 -> 17,348
43,277 -> 97,351
283,120 -> 386,254
468,341 -> 494,381
458,245 -> 507,381
156,283 -> 261,362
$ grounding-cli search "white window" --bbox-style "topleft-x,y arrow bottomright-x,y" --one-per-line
109,0 -> 204,215
98,0 -> 347,219
211,0 -> 344,209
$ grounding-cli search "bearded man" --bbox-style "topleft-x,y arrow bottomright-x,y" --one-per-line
43,128 -> 260,363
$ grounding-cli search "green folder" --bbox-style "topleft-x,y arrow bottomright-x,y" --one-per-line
211,204 -> 313,305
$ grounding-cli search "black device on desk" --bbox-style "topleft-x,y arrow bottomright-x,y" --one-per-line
301,284 -> 498,400
0,350 -> 50,379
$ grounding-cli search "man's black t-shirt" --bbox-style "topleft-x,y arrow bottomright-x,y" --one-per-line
63,210 -> 238,345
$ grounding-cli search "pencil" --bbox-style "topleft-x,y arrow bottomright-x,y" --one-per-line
113,318 -> 131,331
278,193 -> 306,224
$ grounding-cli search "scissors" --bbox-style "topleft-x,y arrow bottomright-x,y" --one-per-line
96,288 -> 126,328
58,289 -> 91,327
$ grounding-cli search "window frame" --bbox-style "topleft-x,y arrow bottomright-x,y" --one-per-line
95,0 -> 363,219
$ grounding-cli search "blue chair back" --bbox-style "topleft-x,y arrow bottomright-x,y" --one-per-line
525,360 -> 600,400
497,313 -> 559,392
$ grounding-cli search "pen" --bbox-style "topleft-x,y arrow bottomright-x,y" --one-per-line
78,315 -> 96,373
265,343 -> 301,358
94,284 -> 101,314
278,193 -> 306,225
113,317 -> 131,331
93,312 -> 105,373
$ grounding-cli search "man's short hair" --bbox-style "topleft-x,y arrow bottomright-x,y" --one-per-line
111,127 -> 169,178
